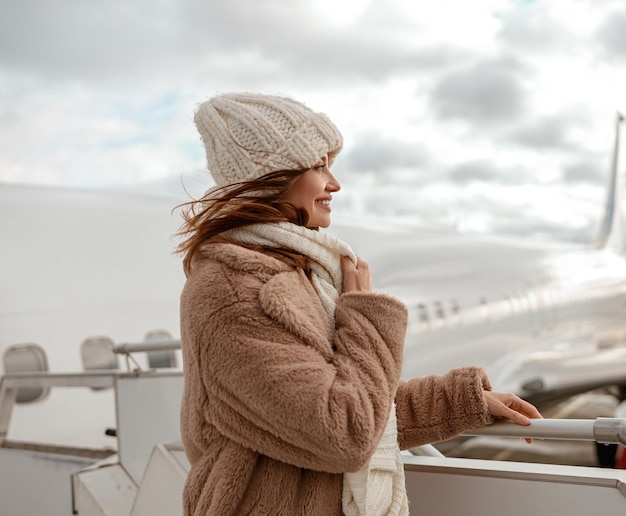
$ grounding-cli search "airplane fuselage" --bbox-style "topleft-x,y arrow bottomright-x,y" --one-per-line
329,221 -> 626,399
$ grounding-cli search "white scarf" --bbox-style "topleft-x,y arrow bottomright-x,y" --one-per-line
227,222 -> 409,515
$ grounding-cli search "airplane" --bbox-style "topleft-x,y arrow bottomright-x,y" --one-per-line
1,113 -> 626,515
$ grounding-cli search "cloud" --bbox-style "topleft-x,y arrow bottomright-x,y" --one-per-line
341,134 -> 432,178
430,56 -> 531,125
562,155 -> 607,185
506,108 -> 591,150
595,8 -> 626,60
0,0 -> 474,91
334,178 -> 602,245
176,0 -> 473,89
496,4 -> 577,54
448,160 -> 507,185
0,0 -> 183,81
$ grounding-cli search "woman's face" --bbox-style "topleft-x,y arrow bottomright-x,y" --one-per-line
282,154 -> 341,228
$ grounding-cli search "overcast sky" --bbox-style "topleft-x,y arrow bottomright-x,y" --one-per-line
1,0 -> 625,243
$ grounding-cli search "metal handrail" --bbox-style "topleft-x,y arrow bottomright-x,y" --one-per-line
409,417 -> 626,457
113,339 -> 181,355
463,417 -> 626,445
0,371 -> 117,390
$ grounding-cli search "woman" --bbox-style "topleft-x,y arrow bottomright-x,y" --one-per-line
177,92 -> 541,515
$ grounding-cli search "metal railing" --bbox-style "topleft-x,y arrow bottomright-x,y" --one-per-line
0,372 -> 118,444
464,417 -> 626,445
0,369 -> 182,446
113,339 -> 181,355
409,417 -> 626,457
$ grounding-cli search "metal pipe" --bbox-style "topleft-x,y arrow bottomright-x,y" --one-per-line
594,417 -> 626,445
113,339 -> 181,354
463,417 -> 626,445
408,444 -> 446,457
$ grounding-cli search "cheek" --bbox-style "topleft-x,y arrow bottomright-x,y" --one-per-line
293,179 -> 321,206
283,170 -> 325,209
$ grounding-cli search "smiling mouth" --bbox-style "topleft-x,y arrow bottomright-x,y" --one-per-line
316,200 -> 331,210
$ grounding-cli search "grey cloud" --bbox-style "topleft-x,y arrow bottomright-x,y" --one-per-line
562,156 -> 607,185
359,185 -> 451,224
178,1 -> 311,51
0,0 -> 283,81
276,43 -> 467,85
180,1 -> 471,86
0,0 -> 470,88
447,160 -> 499,184
430,57 -> 530,124
595,9 -> 626,59
0,0 -> 182,79
448,157 -> 546,187
341,134 -> 432,179
447,190 -> 596,243
496,6 -> 576,54
347,181 -> 597,244
506,109 -> 590,150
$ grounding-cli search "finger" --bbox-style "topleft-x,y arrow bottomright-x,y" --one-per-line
341,255 -> 356,271
353,257 -> 371,281
517,400 -> 543,419
500,405 -> 531,426
508,398 -> 543,420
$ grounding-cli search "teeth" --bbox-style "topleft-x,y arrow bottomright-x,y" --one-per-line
318,200 -> 331,206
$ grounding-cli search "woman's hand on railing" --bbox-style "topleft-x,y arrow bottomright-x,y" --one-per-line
484,391 -> 543,443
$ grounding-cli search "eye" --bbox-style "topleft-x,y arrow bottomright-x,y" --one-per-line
315,164 -> 326,172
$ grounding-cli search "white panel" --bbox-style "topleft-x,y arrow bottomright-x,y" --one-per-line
0,447 -> 96,516
404,456 -> 626,516
130,444 -> 188,516
74,462 -> 136,516
115,373 -> 184,483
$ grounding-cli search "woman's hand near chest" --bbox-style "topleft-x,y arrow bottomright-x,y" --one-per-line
341,255 -> 372,293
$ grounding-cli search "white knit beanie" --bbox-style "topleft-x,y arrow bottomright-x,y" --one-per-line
194,92 -> 343,187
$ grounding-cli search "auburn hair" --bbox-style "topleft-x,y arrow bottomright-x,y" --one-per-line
175,169 -> 312,274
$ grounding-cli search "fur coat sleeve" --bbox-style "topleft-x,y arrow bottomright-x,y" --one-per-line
395,367 -> 495,449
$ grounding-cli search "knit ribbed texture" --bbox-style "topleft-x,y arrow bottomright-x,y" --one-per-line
342,406 -> 408,516
227,222 -> 409,515
194,93 -> 343,187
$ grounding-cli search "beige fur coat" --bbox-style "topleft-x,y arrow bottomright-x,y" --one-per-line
179,242 -> 494,515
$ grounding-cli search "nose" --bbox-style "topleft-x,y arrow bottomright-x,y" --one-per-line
327,170 -> 341,192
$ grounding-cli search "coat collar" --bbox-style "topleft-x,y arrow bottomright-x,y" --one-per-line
193,240 -> 334,359
192,241 -> 292,278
